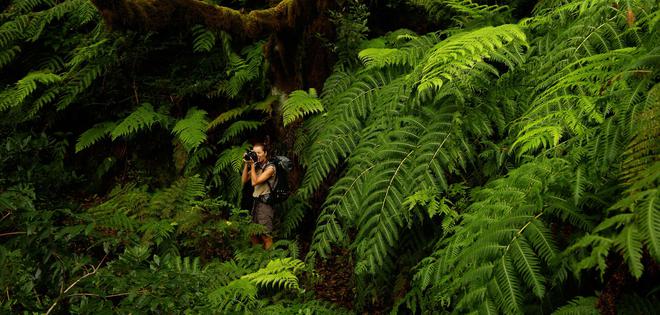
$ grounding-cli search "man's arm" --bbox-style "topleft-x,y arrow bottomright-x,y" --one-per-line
251,165 -> 275,187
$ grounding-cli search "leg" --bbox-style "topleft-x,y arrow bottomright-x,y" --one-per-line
262,235 -> 273,250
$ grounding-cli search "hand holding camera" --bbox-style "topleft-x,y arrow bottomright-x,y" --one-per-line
243,150 -> 258,164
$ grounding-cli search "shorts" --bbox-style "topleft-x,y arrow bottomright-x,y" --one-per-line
252,198 -> 274,234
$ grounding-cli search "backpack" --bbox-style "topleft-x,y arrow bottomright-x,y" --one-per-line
266,156 -> 293,204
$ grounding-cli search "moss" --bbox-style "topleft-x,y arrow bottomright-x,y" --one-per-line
91,0 -> 304,39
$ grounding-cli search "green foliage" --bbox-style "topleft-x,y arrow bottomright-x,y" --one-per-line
282,88 -> 324,127
0,71 -> 61,111
301,0 -> 660,312
552,296 -> 599,315
241,257 -> 306,290
75,121 -> 116,152
409,0 -> 511,26
110,103 -> 168,140
172,107 -> 209,151
215,42 -> 266,99
2,0 -> 659,314
191,25 -> 216,52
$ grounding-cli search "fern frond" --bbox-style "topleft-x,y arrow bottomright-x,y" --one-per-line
614,226 -> 644,278
0,71 -> 61,111
207,96 -> 275,131
172,107 -> 208,151
240,258 -> 305,290
412,24 -> 526,100
218,120 -> 263,143
139,219 -> 175,245
191,24 -> 215,52
510,238 -> 545,297
551,296 -> 599,315
566,234 -> 613,279
359,33 -> 439,69
307,213 -> 345,259
216,42 -> 265,98
75,121 -> 116,152
282,88 -> 324,127
214,144 -> 249,174
207,278 -> 258,313
494,255 -> 523,313
637,189 -> 660,260
149,176 -> 206,217
409,0 -> 509,25
110,103 -> 168,140
0,45 -> 20,70
279,197 -> 308,238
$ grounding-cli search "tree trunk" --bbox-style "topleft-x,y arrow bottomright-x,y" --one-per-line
90,0 -> 337,91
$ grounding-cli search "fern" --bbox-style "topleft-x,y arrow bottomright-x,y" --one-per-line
282,88 -> 324,127
75,121 -> 116,152
191,24 -> 215,52
408,0 -> 510,25
216,42 -> 265,99
219,120 -> 263,143
214,144 -> 249,174
0,71 -> 61,111
207,278 -> 258,313
278,197 -> 309,238
552,296 -> 599,315
172,107 -> 208,151
0,45 -> 20,70
207,95 -> 275,131
139,219 -> 176,245
411,24 -> 526,99
241,258 -> 306,291
110,103 -> 169,140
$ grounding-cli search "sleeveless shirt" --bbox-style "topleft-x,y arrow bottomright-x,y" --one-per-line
252,162 -> 277,197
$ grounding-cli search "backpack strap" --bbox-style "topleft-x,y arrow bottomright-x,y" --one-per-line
263,161 -> 277,194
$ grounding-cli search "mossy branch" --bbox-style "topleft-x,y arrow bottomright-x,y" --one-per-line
90,0 -> 305,39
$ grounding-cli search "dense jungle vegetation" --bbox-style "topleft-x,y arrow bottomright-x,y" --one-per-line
1,0 -> 659,313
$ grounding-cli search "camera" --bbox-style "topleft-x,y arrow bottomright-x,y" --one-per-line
244,150 -> 258,162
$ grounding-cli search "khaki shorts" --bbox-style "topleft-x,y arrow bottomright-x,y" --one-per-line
252,198 -> 274,234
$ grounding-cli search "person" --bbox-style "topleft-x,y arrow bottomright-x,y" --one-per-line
241,143 -> 276,250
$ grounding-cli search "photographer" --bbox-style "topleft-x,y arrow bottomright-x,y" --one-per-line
241,143 -> 276,250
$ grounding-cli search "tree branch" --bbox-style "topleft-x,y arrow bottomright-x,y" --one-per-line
45,254 -> 109,315
90,0 -> 305,39
0,231 -> 26,237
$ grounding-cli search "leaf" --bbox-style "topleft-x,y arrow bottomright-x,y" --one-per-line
282,88 -> 324,127
172,107 -> 208,151
75,121 -> 117,152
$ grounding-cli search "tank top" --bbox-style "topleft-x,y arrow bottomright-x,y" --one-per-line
252,162 -> 277,197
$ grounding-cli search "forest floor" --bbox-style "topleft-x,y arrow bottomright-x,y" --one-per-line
312,247 -> 355,310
